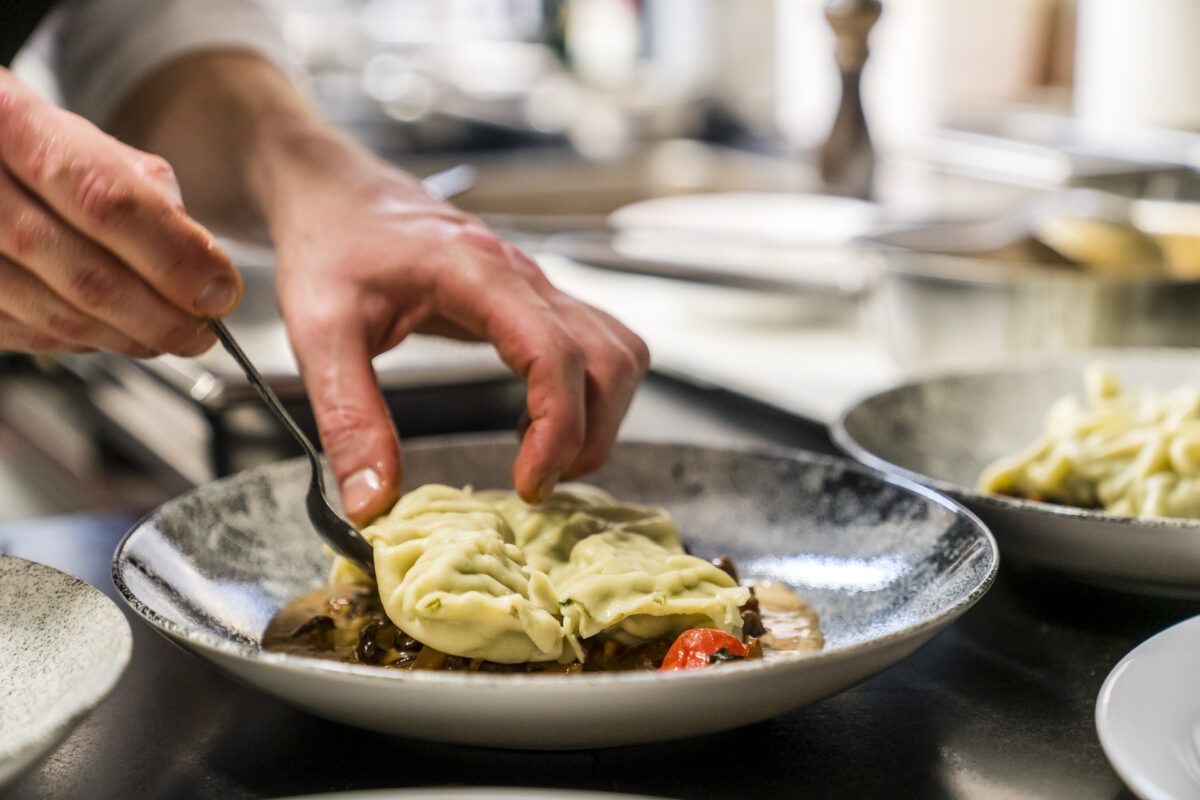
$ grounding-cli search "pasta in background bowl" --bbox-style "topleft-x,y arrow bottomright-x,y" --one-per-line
979,364 -> 1200,519
113,436 -> 996,749
833,349 -> 1200,597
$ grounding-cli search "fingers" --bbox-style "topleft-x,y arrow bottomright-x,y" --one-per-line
420,243 -> 585,503
286,308 -> 401,526
507,321 -> 588,503
516,298 -> 648,495
502,242 -> 649,479
556,304 -> 649,480
0,75 -> 243,326
0,308 -> 94,353
436,242 -> 648,503
0,255 -> 158,356
0,168 -> 215,355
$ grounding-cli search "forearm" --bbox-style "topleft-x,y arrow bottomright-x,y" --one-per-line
105,51 -> 435,243
105,51 -> 314,240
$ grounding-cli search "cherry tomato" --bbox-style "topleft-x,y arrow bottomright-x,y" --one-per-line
658,628 -> 748,671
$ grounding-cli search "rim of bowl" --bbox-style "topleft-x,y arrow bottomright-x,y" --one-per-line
831,351 -> 1200,533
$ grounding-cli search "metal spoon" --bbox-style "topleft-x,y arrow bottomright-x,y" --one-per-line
208,319 -> 376,577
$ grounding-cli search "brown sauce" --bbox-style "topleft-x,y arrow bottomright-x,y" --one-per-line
753,580 -> 824,657
263,578 -> 822,673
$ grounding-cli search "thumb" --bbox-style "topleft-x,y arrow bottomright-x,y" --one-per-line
294,333 -> 401,526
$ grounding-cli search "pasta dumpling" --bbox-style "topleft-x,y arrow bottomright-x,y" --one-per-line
482,483 -> 682,579
555,530 -> 748,643
330,483 -> 749,663
359,485 -> 565,664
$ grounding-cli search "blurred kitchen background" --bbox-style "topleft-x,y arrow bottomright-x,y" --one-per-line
6,0 -> 1200,520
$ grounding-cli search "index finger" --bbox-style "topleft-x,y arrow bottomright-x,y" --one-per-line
0,80 -> 241,317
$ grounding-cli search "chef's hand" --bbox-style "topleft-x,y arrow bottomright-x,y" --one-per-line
102,51 -> 648,523
264,145 -> 649,523
0,68 -> 241,356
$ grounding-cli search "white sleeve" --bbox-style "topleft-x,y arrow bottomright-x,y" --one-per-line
53,0 -> 297,125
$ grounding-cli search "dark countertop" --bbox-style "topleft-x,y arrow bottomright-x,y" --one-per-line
2,375 -> 1195,800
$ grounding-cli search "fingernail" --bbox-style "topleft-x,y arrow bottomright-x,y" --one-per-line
341,467 -> 382,517
537,470 -> 560,503
194,277 -> 237,316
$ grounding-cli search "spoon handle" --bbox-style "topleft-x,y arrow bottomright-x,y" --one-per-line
209,319 -> 377,574
209,320 -> 320,462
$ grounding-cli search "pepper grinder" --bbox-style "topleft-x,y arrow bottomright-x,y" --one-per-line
819,0 -> 882,200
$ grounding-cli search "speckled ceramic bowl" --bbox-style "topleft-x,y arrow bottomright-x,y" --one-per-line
833,349 -> 1200,597
0,556 -> 132,788
276,790 -> 673,800
113,436 -> 997,749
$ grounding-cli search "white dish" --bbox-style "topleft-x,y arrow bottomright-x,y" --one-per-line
0,555 -> 132,788
1097,614 -> 1200,800
604,192 -> 879,299
608,192 -> 876,245
113,436 -> 997,750
833,349 -> 1200,597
